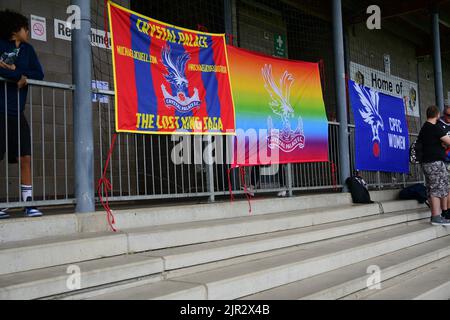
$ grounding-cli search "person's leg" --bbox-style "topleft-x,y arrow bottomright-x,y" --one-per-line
19,114 -> 42,217
429,196 -> 441,216
18,155 -> 33,203
446,163 -> 450,206
444,163 -> 450,218
422,163 -> 434,216
428,162 -> 450,225
444,164 -> 450,218
447,194 -> 450,212
423,163 -> 444,221
440,196 -> 448,212
18,114 -> 33,202
439,162 -> 449,213
447,166 -> 450,209
430,196 -> 450,225
20,155 -> 31,186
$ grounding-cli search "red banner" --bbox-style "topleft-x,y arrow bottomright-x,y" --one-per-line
108,1 -> 235,135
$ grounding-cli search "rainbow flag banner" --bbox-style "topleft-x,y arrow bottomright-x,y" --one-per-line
108,2 -> 235,135
227,46 -> 329,167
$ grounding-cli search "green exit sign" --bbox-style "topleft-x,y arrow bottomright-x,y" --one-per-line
274,34 -> 287,58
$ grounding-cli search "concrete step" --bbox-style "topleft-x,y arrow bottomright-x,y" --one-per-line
345,255 -> 450,300
0,190 -> 420,245
0,213 -> 78,245
83,280 -> 208,300
0,202 -> 382,275
369,190 -> 401,202
0,254 -> 164,300
143,210 -> 429,271
0,192 -> 355,244
113,192 -> 356,230
380,200 -> 427,213
125,203 -> 383,252
240,235 -> 450,300
0,208 -> 427,300
89,223 -> 449,300
57,213 -> 428,300
0,232 -> 128,275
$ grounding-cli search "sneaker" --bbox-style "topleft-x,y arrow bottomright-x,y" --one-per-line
0,208 -> 10,219
24,207 -> 43,217
442,209 -> 450,220
430,215 -> 450,226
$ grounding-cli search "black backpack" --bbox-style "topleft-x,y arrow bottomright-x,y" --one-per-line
409,138 -> 423,164
345,175 -> 373,204
399,183 -> 429,207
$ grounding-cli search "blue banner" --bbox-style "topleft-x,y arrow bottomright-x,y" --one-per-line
349,80 -> 409,173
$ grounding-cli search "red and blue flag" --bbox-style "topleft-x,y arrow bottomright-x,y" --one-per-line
108,1 -> 235,135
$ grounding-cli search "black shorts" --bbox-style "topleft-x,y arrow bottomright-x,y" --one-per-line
0,112 -> 32,164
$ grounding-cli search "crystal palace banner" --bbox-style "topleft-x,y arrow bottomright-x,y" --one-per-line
108,1 -> 235,135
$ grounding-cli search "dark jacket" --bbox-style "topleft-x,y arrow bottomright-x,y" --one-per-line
438,118 -> 450,161
0,39 -> 44,116
438,118 -> 450,136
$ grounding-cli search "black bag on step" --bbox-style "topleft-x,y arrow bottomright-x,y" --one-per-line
345,175 -> 373,204
399,183 -> 429,207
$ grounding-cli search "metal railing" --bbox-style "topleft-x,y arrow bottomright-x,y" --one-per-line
0,77 -> 424,209
94,92 -> 424,202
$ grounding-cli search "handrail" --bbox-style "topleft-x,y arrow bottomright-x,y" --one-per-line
0,76 -> 74,90
92,88 -> 115,96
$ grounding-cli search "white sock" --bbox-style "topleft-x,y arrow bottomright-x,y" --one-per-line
21,185 -> 32,202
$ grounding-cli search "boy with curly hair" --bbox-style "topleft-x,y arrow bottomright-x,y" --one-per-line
0,9 -> 44,218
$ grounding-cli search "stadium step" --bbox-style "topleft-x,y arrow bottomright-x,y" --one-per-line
87,222 -> 449,300
0,208 -> 427,299
0,191 -> 434,300
0,199 -> 391,275
0,192 -> 357,244
240,236 -> 450,299
134,209 -> 428,271
342,255 -> 450,300
124,202 -> 382,253
0,254 -> 164,300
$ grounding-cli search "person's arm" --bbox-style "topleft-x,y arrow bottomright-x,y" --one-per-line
440,135 -> 450,146
435,123 -> 450,146
0,63 -> 22,81
22,45 -> 44,80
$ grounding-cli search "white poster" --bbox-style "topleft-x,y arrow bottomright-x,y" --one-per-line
30,15 -> 47,42
350,61 -> 420,117
92,80 -> 109,103
54,19 -> 111,50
